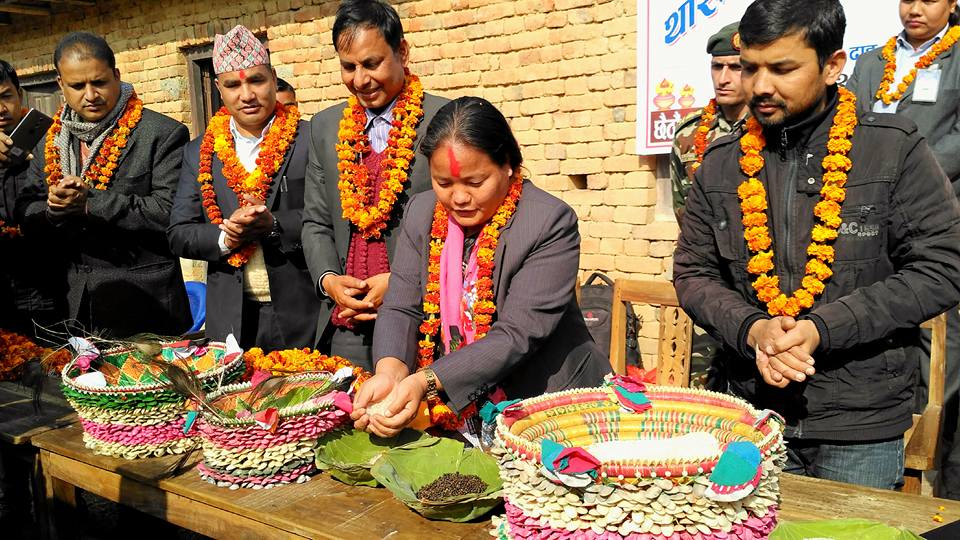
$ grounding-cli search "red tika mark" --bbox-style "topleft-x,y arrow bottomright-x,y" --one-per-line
447,145 -> 461,178
239,69 -> 246,80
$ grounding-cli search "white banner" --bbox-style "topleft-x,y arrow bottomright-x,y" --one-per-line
636,0 -> 901,154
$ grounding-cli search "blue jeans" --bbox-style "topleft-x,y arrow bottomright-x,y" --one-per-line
784,437 -> 904,490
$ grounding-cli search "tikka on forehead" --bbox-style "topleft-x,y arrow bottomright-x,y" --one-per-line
447,145 -> 461,178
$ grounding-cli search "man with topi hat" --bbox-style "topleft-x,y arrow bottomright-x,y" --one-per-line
301,0 -> 449,370
670,20 -> 750,220
17,32 -> 191,338
668,21 -> 749,387
169,24 -> 321,349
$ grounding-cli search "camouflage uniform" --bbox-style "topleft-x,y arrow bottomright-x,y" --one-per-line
670,111 -> 744,220
669,20 -> 747,386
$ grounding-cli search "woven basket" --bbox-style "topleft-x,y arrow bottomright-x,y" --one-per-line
61,342 -> 245,459
492,385 -> 785,540
195,371 -> 352,489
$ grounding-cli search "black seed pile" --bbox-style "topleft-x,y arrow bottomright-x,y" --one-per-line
416,473 -> 488,500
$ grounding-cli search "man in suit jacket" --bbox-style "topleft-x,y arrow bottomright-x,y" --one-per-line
302,0 -> 448,370
169,25 -> 320,350
16,32 -> 190,338
0,59 -> 67,336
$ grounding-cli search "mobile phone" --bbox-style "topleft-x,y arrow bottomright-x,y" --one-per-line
7,109 -> 53,162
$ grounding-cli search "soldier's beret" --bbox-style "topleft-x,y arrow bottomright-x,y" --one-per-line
707,21 -> 741,57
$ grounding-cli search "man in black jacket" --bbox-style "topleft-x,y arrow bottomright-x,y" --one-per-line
168,25 -> 320,350
0,60 -> 67,336
674,0 -> 960,489
17,33 -> 191,338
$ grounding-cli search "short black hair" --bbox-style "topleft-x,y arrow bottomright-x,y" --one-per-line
54,31 -> 116,72
739,0 -> 845,69
952,5 -> 959,27
277,78 -> 294,93
420,97 -> 523,171
0,60 -> 20,91
333,0 -> 404,52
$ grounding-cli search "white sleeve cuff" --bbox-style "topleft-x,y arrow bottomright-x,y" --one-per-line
318,271 -> 338,297
217,230 -> 231,256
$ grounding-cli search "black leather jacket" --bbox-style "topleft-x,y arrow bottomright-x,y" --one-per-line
674,86 -> 960,441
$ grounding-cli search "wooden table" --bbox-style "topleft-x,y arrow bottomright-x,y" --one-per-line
31,424 -> 960,539
33,424 -> 489,539
0,380 -> 76,445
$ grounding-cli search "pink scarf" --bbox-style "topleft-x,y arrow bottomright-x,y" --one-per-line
439,215 -> 480,354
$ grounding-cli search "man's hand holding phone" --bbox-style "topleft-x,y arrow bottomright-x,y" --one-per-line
1,109 -> 52,165
0,132 -> 30,164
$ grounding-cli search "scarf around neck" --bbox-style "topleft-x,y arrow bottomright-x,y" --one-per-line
56,81 -> 134,178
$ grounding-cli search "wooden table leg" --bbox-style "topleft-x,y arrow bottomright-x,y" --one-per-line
37,450 -> 78,540
902,468 -> 923,495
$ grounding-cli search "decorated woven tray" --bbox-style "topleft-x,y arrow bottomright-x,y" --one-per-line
491,376 -> 785,540
195,371 -> 353,489
61,339 -> 245,459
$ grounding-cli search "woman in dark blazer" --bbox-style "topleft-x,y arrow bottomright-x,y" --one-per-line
847,1 -> 960,192
351,97 -> 609,439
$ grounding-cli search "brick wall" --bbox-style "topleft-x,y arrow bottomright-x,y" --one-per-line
5,0 -> 675,361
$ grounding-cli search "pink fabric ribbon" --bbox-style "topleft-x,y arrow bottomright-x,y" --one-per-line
439,214 -> 480,354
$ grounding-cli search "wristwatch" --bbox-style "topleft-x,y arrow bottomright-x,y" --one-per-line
421,367 -> 440,401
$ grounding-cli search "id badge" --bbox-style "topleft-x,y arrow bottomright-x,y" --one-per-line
913,67 -> 942,103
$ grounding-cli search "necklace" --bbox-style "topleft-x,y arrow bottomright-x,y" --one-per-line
738,87 -> 857,316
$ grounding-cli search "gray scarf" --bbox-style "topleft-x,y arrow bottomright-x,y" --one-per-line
56,81 -> 135,178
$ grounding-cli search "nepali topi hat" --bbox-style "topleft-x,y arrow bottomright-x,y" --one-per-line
213,25 -> 269,75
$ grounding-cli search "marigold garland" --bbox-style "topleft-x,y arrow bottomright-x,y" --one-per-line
876,25 -> 960,105
417,172 -> 524,430
0,329 -> 71,381
0,220 -> 20,238
44,93 -> 143,190
738,86 -> 858,317
243,347 -> 370,389
691,99 -> 717,172
196,103 -> 300,267
336,71 -> 424,240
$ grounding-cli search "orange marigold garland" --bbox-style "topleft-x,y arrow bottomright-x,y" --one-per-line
739,86 -> 857,317
243,347 -> 371,389
417,172 -> 524,430
0,220 -> 20,238
44,93 -> 144,190
196,103 -> 300,267
336,71 -> 424,240
0,329 -> 71,381
876,26 -> 960,105
691,99 -> 717,172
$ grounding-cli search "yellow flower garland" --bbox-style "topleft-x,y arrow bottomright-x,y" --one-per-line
875,25 -> 960,105
336,72 -> 424,239
738,86 -> 858,317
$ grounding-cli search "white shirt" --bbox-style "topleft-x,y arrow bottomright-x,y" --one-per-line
364,97 -> 398,153
873,25 -> 950,113
217,116 -> 276,254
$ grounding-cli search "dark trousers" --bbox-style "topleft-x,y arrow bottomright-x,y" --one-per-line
240,299 -> 286,352
328,325 -> 374,372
